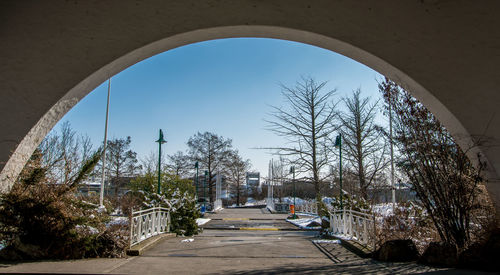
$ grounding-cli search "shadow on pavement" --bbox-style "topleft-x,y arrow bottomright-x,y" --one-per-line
209,260 -> 496,275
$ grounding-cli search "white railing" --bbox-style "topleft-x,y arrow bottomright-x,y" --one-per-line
296,203 -> 318,215
129,207 -> 171,247
329,209 -> 376,250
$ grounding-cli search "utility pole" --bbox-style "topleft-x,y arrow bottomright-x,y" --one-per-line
389,90 -> 396,209
335,134 -> 343,210
99,78 -> 111,208
204,170 -> 208,211
156,129 -> 166,194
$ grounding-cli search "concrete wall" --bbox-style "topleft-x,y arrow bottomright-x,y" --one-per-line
1,1 -> 500,219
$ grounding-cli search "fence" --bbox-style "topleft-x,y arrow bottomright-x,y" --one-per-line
329,209 -> 376,250
296,202 -> 318,215
129,207 -> 171,247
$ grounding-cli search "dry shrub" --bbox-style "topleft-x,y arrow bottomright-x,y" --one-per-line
375,202 -> 439,254
0,150 -> 128,260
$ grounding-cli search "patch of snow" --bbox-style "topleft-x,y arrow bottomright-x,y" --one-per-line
296,213 -> 318,217
313,239 -> 341,244
372,203 -> 396,217
108,216 -> 129,226
282,197 -> 306,205
181,238 -> 194,243
328,232 -> 353,241
76,225 -> 99,234
196,218 -> 211,226
287,217 -> 322,229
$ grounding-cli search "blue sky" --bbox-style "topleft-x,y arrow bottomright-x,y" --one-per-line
53,38 -> 384,175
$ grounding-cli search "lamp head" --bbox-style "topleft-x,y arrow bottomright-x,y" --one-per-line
156,129 -> 167,144
334,134 -> 341,148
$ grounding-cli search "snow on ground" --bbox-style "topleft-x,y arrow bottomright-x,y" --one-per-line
312,239 -> 341,244
281,197 -> 307,205
108,216 -> 128,226
328,232 -> 353,241
196,218 -> 211,226
245,198 -> 266,206
295,212 -> 318,217
181,238 -> 194,243
76,225 -> 99,234
372,203 -> 397,217
286,216 -> 322,229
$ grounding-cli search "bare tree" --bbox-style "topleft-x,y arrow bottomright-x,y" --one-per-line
224,150 -> 251,206
265,77 -> 338,197
338,89 -> 389,199
139,150 -> 171,177
270,157 -> 287,202
187,131 -> 233,203
166,151 -> 191,178
98,136 -> 141,195
38,121 -> 95,185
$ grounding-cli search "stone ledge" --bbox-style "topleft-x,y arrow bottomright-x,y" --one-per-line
126,233 -> 176,256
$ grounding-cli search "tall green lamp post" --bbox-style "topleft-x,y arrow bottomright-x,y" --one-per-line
156,129 -> 167,194
195,162 -> 199,198
290,166 -> 297,219
334,134 -> 343,210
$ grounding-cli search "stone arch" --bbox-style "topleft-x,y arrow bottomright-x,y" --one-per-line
1,1 -> 499,220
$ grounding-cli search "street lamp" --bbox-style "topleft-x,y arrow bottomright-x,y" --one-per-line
195,161 -> 199,199
334,134 -> 343,210
290,166 -> 297,219
156,129 -> 167,194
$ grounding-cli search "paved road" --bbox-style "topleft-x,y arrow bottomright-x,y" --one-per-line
0,207 -> 493,274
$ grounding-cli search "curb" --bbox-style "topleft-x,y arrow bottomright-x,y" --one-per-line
126,233 -> 176,256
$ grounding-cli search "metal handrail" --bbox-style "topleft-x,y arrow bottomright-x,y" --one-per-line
129,207 -> 171,247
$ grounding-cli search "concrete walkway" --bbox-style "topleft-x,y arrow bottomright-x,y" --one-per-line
0,207 -> 494,274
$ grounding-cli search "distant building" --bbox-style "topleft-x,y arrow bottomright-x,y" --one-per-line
78,176 -> 133,197
246,172 -> 260,187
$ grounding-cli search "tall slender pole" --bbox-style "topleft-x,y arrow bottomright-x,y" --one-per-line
156,129 -> 166,194
291,166 -> 296,218
195,162 -> 199,198
389,91 -> 396,209
293,168 -> 295,209
335,134 -> 343,211
339,135 -> 343,211
157,140 -> 162,194
99,78 -> 111,207
204,170 -> 208,210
